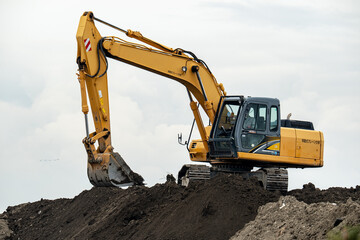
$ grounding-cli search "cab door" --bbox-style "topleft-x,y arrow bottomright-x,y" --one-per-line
208,97 -> 242,158
237,99 -> 280,155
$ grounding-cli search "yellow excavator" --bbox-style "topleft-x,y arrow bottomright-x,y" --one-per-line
76,12 -> 324,191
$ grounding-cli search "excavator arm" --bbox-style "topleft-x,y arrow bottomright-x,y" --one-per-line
76,12 -> 225,187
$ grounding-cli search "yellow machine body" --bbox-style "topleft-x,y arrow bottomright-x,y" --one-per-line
189,127 -> 324,168
76,12 -> 324,188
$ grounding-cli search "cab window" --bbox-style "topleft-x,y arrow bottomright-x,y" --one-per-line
270,106 -> 278,131
241,103 -> 267,149
243,104 -> 267,131
214,102 -> 240,138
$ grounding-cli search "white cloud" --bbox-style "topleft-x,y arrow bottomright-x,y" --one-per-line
0,0 -> 359,212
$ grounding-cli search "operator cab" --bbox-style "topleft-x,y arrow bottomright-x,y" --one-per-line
209,96 -> 281,159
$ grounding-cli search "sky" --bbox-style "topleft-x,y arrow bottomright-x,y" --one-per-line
0,0 -> 359,212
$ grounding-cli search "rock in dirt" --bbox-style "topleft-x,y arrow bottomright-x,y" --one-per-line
230,195 -> 360,240
0,218 -> 13,240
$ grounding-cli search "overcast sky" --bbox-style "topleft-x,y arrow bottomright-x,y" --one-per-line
0,0 -> 359,212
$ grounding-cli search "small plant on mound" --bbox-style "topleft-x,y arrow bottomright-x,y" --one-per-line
327,225 -> 360,240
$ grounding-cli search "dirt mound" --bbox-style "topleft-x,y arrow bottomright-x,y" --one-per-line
289,182 -> 360,204
230,196 -> 360,240
2,174 -> 280,240
2,176 -> 360,240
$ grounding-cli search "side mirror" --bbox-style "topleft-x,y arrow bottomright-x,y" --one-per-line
178,133 -> 187,146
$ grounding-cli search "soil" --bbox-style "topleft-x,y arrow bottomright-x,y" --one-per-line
1,174 -> 280,240
289,182 -> 360,204
230,196 -> 360,240
1,176 -> 359,240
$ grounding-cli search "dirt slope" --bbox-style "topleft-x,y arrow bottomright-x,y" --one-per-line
230,196 -> 360,240
2,174 -> 280,240
1,176 -> 359,240
289,182 -> 360,204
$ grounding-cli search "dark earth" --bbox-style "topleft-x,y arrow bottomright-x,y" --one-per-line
1,174 -> 359,240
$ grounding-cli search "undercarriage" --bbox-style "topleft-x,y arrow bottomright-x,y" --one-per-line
178,164 -> 288,192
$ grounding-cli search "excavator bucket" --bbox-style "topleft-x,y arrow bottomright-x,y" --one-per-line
87,152 -> 144,187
